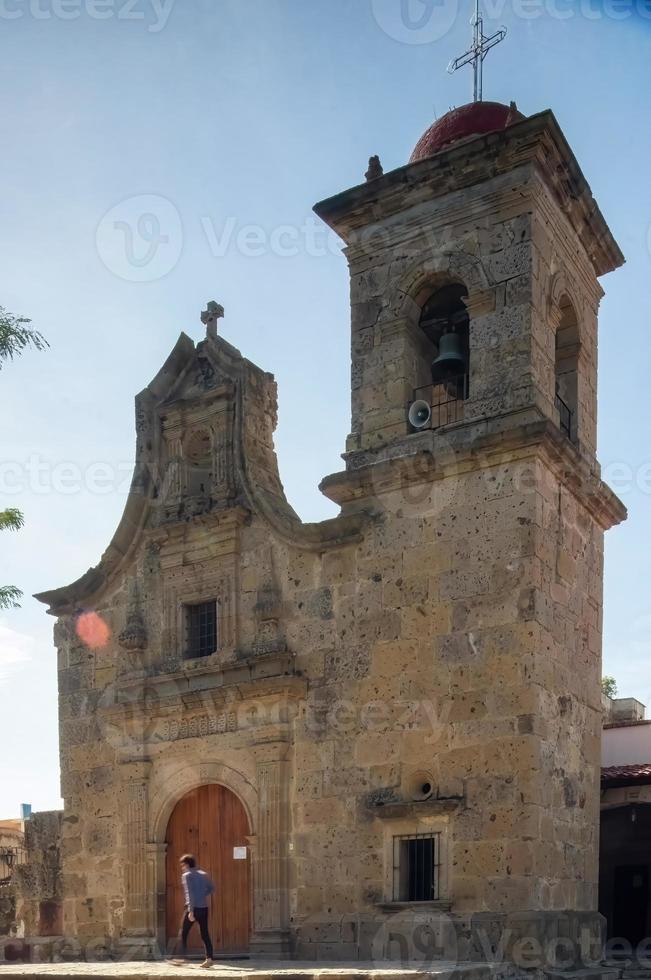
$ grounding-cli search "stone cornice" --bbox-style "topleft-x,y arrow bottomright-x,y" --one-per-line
530,173 -> 606,309
314,110 -> 623,279
320,416 -> 627,532
104,663 -> 307,715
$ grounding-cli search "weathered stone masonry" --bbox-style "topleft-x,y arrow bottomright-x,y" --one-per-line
34,105 -> 625,962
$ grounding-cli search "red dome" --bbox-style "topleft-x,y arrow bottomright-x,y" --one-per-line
410,101 -> 524,163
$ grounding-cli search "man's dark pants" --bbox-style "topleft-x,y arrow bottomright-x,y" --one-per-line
180,907 -> 214,960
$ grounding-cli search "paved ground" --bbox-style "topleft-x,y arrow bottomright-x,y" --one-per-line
0,961 -> 492,980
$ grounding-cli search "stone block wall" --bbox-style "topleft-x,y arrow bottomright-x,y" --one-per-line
0,888 -> 16,937
15,811 -> 63,940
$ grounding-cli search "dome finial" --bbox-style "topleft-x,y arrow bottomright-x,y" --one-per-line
447,0 -> 507,102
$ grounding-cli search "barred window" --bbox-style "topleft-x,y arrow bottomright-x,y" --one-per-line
393,832 -> 441,902
184,601 -> 218,659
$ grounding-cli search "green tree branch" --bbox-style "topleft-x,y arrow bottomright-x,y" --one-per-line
1,307 -> 47,609
0,307 -> 47,365
602,676 -> 618,699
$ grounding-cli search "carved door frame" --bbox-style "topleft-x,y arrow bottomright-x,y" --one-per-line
164,783 -> 252,954
149,761 -> 258,954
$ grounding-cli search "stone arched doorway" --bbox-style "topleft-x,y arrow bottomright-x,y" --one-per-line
165,784 -> 251,955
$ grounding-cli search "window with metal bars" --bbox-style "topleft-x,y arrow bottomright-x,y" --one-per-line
184,601 -> 218,659
393,833 -> 441,902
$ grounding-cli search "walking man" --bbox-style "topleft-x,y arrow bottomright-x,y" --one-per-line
179,853 -> 216,968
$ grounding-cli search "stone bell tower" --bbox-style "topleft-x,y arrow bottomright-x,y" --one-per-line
316,101 -> 626,959
316,101 -> 621,468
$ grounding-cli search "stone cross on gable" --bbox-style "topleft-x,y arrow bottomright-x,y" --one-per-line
448,0 -> 507,103
201,300 -> 225,339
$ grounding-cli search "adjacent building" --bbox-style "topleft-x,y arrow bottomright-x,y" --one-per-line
600,696 -> 651,951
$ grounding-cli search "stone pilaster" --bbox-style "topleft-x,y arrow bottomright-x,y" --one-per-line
148,842 -> 168,955
118,761 -> 157,960
250,751 -> 291,957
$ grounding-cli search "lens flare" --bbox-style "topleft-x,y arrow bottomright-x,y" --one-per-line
75,611 -> 111,650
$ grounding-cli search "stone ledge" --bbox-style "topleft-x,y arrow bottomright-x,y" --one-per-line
377,902 -> 453,914
366,800 -> 464,820
322,416 -> 626,531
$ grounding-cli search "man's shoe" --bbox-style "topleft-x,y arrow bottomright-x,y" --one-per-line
199,960 -> 213,969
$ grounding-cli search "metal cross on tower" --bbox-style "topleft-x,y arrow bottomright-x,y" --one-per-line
447,0 -> 507,103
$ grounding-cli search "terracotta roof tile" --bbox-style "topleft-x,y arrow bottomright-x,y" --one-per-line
601,763 -> 651,785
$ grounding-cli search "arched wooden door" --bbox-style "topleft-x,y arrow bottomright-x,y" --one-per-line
165,784 -> 251,955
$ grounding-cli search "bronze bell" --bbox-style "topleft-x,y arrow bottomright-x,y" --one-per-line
431,330 -> 466,384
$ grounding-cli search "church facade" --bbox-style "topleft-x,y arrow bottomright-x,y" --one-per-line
36,101 -> 626,963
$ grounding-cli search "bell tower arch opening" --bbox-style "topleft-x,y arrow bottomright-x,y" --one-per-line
419,284 -> 469,382
409,282 -> 470,431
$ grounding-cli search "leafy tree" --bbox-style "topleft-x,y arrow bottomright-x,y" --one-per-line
1,308 -> 48,608
0,307 -> 47,365
602,676 -> 618,699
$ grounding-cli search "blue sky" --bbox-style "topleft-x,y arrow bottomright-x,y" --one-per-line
1,0 -> 649,817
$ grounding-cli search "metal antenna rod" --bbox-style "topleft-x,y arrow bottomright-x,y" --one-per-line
447,0 -> 507,103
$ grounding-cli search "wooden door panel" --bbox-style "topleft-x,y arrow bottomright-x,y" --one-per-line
165,787 -> 202,952
219,786 -> 251,952
165,784 -> 251,955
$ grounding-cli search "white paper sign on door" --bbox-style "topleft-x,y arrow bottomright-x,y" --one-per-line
233,846 -> 247,860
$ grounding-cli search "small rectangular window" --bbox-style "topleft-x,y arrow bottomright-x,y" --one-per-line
393,833 -> 441,902
185,601 -> 217,659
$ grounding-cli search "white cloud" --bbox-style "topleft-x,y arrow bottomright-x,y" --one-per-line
0,621 -> 34,685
